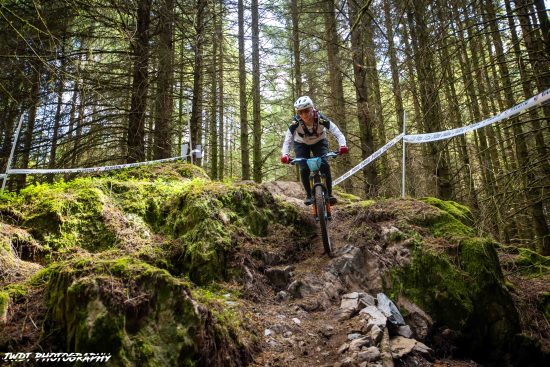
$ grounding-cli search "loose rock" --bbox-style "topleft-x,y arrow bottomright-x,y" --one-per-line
397,325 -> 413,338
389,336 -> 416,358
360,305 -> 387,328
357,346 -> 381,362
377,293 -> 405,326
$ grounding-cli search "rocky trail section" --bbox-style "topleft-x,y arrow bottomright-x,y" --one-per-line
0,166 -> 548,366
246,189 -> 467,367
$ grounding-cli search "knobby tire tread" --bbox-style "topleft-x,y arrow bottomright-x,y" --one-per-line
315,185 -> 331,255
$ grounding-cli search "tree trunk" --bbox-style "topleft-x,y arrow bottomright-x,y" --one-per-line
190,0 -> 206,165
50,40 -> 67,170
324,0 -> 351,185
238,0 -> 250,180
291,0 -> 302,98
407,1 -> 452,199
153,0 -> 175,159
217,0 -> 225,180
383,0 -> 404,131
209,3 -> 218,179
18,66 -> 41,190
128,0 -> 152,163
347,0 -> 377,197
251,0 -> 262,183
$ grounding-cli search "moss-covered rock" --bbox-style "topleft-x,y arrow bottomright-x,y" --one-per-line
43,256 -> 251,366
390,236 -> 520,360
162,181 -> 305,284
420,197 -> 474,227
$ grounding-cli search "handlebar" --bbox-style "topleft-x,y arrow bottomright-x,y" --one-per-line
289,151 -> 339,165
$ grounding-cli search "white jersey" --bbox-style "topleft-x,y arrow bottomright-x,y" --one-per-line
281,110 -> 346,155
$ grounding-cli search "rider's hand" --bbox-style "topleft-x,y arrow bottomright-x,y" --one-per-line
339,146 -> 349,155
280,154 -> 290,164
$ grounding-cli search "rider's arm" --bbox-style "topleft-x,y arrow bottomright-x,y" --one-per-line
318,112 -> 347,147
328,122 -> 346,147
281,128 -> 294,156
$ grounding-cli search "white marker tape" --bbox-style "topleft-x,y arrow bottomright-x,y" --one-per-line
404,87 -> 550,143
8,156 -> 185,175
334,133 -> 404,186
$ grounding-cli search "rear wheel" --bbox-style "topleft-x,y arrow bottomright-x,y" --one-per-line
315,185 -> 331,255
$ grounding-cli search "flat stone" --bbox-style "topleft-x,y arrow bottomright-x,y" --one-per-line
413,341 -> 432,355
321,325 -> 335,338
358,293 -> 375,308
360,305 -> 387,328
390,336 -> 416,358
396,295 -> 433,340
340,292 -> 360,310
347,333 -> 362,341
376,293 -> 405,326
349,336 -> 370,351
357,346 -> 381,362
292,317 -> 301,325
338,343 -> 350,354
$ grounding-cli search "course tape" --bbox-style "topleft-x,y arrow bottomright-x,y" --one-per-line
404,87 -> 550,143
7,155 -> 191,175
334,133 -> 404,186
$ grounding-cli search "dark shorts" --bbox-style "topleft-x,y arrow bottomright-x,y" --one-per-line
293,139 -> 329,169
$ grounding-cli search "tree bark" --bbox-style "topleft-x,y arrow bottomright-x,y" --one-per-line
407,0 -> 452,199
153,0 -> 175,159
128,0 -> 152,163
347,0 -> 377,197
190,0 -> 206,165
217,0 -> 225,180
291,0 -> 302,98
238,0 -> 250,180
251,0 -> 262,182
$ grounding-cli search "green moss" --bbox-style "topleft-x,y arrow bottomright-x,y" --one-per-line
357,200 -> 376,207
44,256 -> 202,365
391,236 -> 520,358
391,240 -> 473,329
19,181 -> 117,252
332,189 -> 362,204
0,291 -> 8,321
516,248 -> 550,275
161,181 -> 306,284
411,199 -> 475,238
421,197 -> 473,226
4,283 -> 30,299
498,245 -> 550,277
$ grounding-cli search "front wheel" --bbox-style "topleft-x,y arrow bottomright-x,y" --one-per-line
315,185 -> 332,255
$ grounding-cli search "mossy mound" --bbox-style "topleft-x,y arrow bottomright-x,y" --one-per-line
161,181 -> 305,284
346,198 -> 520,361
41,256 -> 251,366
0,163 -> 308,365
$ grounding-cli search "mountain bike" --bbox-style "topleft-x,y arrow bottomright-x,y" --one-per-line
291,152 -> 339,256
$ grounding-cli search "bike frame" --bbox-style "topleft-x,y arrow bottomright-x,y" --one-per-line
290,152 -> 338,221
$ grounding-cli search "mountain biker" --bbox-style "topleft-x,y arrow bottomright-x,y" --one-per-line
280,96 -> 349,206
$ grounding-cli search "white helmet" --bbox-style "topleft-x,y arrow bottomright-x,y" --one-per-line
294,96 -> 314,110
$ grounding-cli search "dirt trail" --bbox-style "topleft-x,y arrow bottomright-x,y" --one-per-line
247,183 -> 479,367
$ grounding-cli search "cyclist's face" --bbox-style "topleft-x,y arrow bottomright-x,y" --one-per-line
298,107 -> 313,123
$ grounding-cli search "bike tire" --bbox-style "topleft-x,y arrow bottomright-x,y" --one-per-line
315,185 -> 332,255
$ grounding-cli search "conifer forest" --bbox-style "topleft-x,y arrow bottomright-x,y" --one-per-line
1,0 -> 549,255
